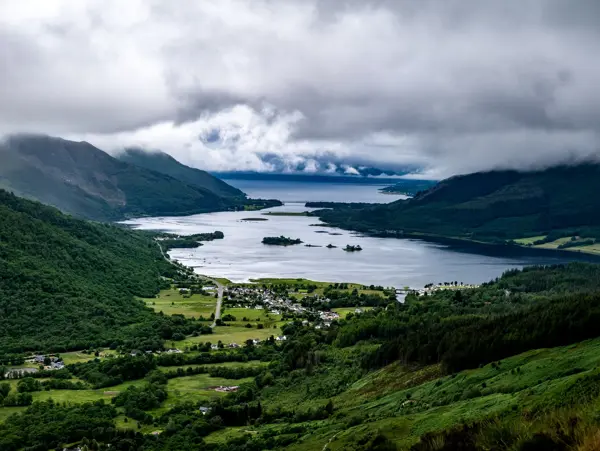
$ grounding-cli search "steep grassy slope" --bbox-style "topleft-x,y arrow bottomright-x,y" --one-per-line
319,164 -> 600,243
273,338 -> 600,450
118,148 -> 245,199
0,189 -> 180,354
0,135 -> 233,221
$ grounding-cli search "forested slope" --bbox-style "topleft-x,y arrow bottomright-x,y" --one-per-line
319,163 -> 600,243
0,189 -> 183,354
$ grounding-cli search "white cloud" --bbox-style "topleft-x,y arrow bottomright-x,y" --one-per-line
2,0 -> 600,177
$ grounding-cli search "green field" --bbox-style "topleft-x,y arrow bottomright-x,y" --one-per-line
157,360 -> 268,373
61,349 -> 117,365
332,307 -> 373,318
204,426 -> 253,444
143,287 -> 217,318
222,307 -> 282,327
513,235 -> 546,245
114,414 -> 159,434
576,244 -> 600,254
533,236 -> 572,249
173,325 -> 282,348
247,277 -> 332,287
514,235 -> 600,255
243,278 -> 388,301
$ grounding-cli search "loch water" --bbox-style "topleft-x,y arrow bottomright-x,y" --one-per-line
124,180 -> 596,288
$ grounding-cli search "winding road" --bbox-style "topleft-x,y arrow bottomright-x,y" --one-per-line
155,240 -> 224,328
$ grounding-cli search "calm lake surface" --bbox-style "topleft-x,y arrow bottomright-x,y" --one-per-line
124,180 -> 595,288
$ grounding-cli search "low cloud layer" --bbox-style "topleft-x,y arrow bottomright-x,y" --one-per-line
1,0 -> 600,178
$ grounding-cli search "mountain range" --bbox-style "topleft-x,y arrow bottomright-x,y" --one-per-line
0,135 -> 246,221
318,163 -> 600,245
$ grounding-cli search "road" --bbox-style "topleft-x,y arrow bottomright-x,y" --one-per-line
211,281 -> 224,328
155,240 -> 224,328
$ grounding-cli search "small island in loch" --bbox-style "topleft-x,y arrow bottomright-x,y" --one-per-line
240,217 -> 269,222
326,244 -> 338,249
344,244 -> 363,252
262,236 -> 304,246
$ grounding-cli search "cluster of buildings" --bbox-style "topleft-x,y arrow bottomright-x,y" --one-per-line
130,348 -> 183,357
224,285 -> 358,331
214,385 -> 239,392
210,343 -> 241,350
224,286 -> 310,317
314,311 -> 341,328
30,354 -> 65,371
410,282 -> 481,297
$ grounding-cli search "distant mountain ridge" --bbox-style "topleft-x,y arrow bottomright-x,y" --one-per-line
118,148 -> 245,199
0,135 -> 245,221
318,163 -> 600,244
214,171 -> 408,185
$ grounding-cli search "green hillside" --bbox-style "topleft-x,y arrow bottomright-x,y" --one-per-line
4,264 -> 600,449
0,135 -> 237,221
0,189 -> 196,355
319,164 -> 600,245
118,148 -> 245,199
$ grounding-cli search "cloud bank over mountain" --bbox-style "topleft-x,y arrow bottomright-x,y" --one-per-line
1,0 -> 600,178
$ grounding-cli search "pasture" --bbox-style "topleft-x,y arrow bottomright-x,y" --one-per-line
144,287 -> 217,319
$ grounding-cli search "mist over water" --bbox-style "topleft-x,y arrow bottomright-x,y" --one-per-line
124,181 -> 594,288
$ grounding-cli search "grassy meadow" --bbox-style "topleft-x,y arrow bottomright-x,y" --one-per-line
514,235 -> 600,255
143,287 -> 218,319
332,307 -> 373,318
171,325 -> 283,348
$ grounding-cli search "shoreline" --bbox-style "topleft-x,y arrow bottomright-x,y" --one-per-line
320,224 -> 600,261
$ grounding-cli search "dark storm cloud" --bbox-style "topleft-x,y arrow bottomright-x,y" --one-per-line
1,0 -> 600,176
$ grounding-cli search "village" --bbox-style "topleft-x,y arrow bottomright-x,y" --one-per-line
221,284 -> 349,329
410,281 -> 481,296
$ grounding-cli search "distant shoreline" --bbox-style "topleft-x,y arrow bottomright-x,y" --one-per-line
321,226 -> 600,262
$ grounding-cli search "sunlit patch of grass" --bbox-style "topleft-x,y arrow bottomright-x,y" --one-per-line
142,287 -> 217,319
204,426 -> 254,444
332,307 -> 373,319
514,235 -> 546,245
172,325 -> 282,348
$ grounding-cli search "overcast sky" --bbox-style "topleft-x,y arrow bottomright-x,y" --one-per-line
2,0 -> 600,178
